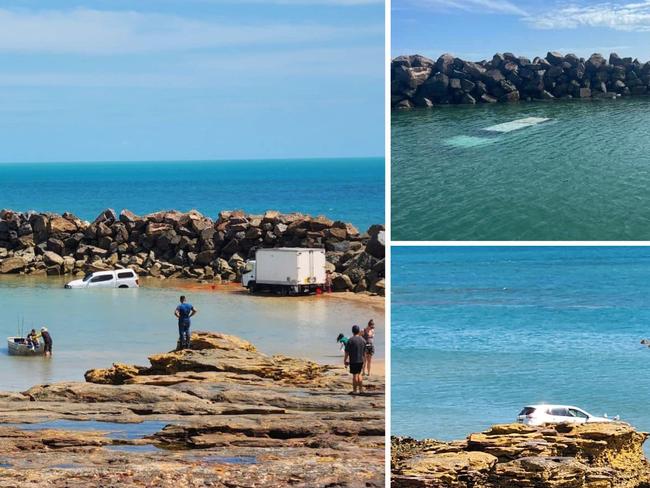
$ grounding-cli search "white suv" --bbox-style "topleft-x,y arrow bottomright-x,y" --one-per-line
65,270 -> 140,289
517,405 -> 615,426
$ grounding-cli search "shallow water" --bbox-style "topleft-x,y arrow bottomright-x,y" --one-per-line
0,276 -> 383,391
0,158 -> 384,232
392,247 -> 650,450
392,98 -> 650,240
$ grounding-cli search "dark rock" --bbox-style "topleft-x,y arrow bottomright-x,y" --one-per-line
546,51 -> 565,65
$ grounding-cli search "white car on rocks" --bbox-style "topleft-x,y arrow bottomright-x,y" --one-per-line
517,405 -> 616,426
65,269 -> 139,289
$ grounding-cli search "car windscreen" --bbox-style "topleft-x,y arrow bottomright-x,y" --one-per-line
519,407 -> 536,416
83,273 -> 94,282
568,408 -> 589,419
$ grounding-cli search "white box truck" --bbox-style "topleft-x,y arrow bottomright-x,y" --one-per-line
241,248 -> 327,295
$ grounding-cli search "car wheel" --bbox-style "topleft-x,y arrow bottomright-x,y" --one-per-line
118,285 -> 129,289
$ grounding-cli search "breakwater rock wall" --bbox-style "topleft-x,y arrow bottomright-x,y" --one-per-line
392,423 -> 650,487
0,208 -> 385,295
392,51 -> 650,108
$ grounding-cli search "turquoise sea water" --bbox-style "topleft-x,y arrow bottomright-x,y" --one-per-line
0,158 -> 384,231
0,276 -> 384,391
392,98 -> 650,240
392,247 -> 650,444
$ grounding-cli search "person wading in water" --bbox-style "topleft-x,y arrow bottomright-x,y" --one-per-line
40,327 -> 53,357
174,295 -> 197,350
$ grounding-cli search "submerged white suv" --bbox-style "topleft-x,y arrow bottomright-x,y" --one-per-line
517,405 -> 615,426
65,270 -> 139,289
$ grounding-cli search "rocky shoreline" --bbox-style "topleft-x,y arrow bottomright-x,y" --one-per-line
0,208 -> 385,295
392,422 -> 650,487
392,51 -> 650,108
0,331 -> 384,487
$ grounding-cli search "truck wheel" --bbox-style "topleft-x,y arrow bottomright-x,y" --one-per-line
279,287 -> 288,297
249,282 -> 257,293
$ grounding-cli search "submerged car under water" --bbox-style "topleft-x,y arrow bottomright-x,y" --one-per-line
517,405 -> 618,426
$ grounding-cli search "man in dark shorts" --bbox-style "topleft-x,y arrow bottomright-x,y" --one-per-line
174,296 -> 197,350
40,327 -> 53,357
344,324 -> 366,395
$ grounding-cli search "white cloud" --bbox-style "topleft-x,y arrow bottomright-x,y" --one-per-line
527,0 -> 650,31
0,8 -> 380,54
0,46 -> 383,88
398,0 -> 527,16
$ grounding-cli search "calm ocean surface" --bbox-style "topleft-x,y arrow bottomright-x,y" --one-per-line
0,158 -> 384,231
392,247 -> 650,446
392,98 -> 650,240
0,276 -> 384,391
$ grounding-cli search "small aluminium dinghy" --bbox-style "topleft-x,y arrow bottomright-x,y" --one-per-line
7,337 -> 42,356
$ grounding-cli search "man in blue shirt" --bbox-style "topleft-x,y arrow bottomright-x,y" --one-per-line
174,295 -> 197,349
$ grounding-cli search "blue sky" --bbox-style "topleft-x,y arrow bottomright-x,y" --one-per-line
0,1 -> 384,162
393,0 -> 650,61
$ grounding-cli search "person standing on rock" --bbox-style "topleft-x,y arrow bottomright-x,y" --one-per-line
363,319 -> 375,376
344,325 -> 366,395
174,296 -> 197,350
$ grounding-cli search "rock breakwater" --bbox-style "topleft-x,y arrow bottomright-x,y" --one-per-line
0,208 -> 385,295
392,51 -> 650,108
0,331 -> 385,487
392,422 -> 650,487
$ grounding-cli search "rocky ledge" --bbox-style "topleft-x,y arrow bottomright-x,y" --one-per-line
0,208 -> 385,295
0,331 -> 384,487
392,51 -> 650,108
392,422 -> 650,487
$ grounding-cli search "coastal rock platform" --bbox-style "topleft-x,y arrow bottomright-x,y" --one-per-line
392,51 -> 650,108
392,422 -> 650,487
0,332 -> 385,487
0,208 -> 385,295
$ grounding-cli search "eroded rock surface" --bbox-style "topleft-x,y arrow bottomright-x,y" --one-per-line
0,332 -> 384,487
392,422 -> 650,488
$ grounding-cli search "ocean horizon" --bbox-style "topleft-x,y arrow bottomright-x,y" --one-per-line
0,157 -> 384,231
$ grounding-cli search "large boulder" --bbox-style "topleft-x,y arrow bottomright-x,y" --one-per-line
365,225 -> 385,259
49,217 -> 77,234
546,51 -> 565,65
436,53 -> 456,74
0,256 -> 25,273
42,251 -> 64,266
